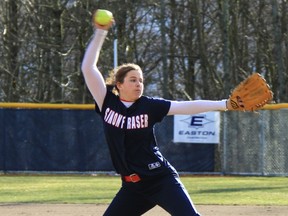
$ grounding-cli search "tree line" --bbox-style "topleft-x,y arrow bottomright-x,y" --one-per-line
0,0 -> 287,103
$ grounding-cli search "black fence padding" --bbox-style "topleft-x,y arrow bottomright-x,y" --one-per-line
0,109 -> 214,172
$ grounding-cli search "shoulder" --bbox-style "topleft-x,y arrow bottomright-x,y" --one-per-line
95,89 -> 119,113
138,96 -> 171,120
140,95 -> 171,105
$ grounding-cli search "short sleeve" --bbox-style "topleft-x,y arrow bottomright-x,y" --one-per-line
146,97 -> 171,122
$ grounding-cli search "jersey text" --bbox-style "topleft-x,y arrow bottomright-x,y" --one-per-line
104,108 -> 148,129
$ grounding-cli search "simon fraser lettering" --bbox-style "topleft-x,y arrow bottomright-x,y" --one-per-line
104,108 -> 148,129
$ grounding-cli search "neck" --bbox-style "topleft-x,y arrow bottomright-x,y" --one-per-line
120,97 -> 134,102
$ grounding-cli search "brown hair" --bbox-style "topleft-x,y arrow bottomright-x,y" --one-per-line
106,63 -> 142,94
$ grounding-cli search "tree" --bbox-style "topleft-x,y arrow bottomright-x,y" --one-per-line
1,0 -> 20,101
0,0 -> 287,103
271,0 -> 287,102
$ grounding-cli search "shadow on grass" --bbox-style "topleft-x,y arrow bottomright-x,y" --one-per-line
194,186 -> 286,194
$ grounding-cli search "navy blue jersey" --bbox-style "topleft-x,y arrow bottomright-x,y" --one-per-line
95,90 -> 177,178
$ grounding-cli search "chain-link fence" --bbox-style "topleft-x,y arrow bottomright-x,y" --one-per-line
220,109 -> 288,176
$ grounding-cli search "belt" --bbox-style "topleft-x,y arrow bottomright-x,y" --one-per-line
122,173 -> 141,183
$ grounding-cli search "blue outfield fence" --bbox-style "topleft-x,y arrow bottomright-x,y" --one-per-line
0,108 -> 112,172
0,103 -> 215,174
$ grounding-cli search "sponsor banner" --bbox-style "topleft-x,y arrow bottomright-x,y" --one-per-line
173,112 -> 220,144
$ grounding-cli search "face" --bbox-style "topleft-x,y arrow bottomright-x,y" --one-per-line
117,70 -> 144,102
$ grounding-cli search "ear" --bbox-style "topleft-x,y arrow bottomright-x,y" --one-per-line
116,82 -> 122,90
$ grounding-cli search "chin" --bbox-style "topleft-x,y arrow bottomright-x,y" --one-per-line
134,95 -> 142,100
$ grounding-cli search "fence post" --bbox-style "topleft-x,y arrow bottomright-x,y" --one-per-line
222,112 -> 227,175
259,110 -> 265,176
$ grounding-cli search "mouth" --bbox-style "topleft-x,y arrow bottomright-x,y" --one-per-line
134,90 -> 142,96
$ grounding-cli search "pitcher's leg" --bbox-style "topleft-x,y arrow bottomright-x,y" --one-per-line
103,186 -> 156,216
153,175 -> 201,216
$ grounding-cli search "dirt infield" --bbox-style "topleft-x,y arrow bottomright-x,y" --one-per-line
0,204 -> 288,216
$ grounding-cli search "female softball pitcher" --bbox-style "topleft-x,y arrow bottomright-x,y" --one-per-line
81,11 -> 234,216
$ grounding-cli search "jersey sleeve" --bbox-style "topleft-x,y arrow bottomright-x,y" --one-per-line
95,102 -> 100,113
147,97 -> 171,123
95,89 -> 114,114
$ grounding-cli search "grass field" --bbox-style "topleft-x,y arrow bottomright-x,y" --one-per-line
0,175 -> 287,206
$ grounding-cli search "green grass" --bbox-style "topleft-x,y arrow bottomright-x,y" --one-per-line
181,176 -> 288,205
0,175 -> 120,204
0,175 -> 287,205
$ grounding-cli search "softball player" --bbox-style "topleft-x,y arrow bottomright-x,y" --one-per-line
82,16 -> 231,216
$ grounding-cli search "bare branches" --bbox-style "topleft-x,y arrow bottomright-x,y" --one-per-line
0,0 -> 287,102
